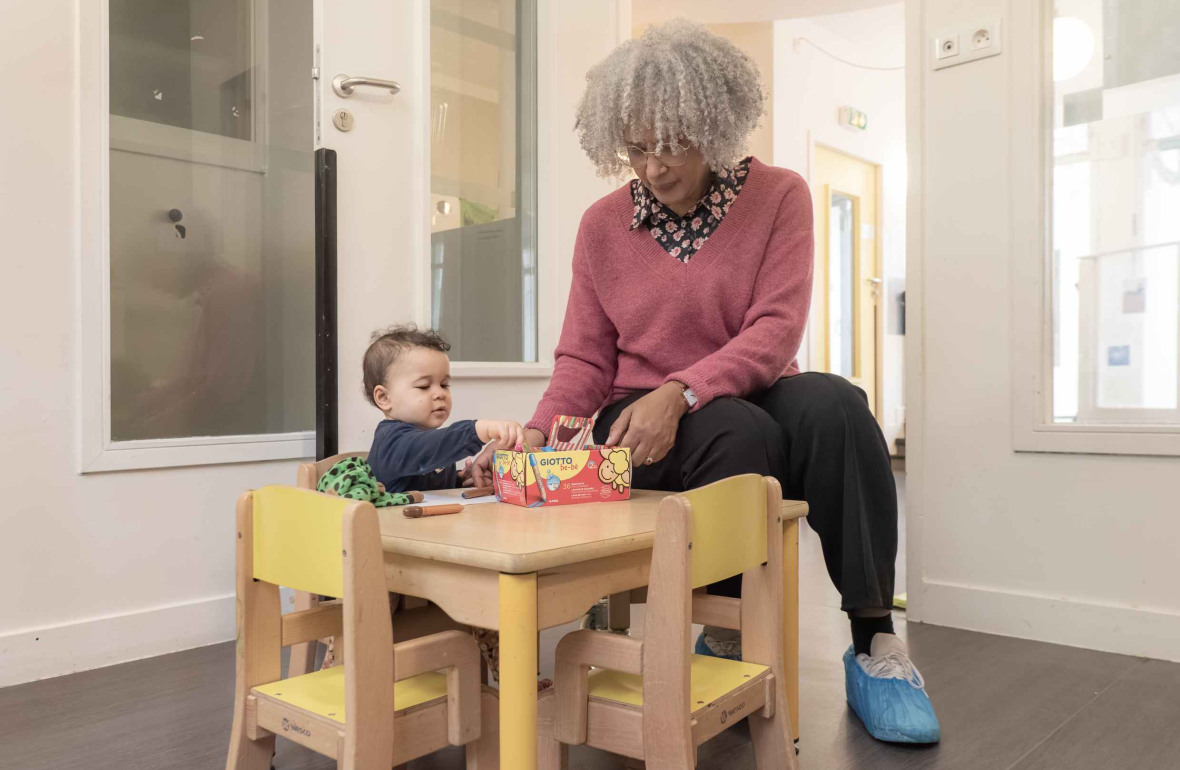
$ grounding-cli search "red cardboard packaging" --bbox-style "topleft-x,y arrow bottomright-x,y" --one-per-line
493,447 -> 632,507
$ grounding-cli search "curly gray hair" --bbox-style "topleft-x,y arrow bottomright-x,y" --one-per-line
574,19 -> 765,177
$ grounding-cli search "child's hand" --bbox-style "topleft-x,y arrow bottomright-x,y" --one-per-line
476,419 -> 525,450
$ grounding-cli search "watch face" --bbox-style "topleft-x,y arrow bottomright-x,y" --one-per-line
683,387 -> 698,407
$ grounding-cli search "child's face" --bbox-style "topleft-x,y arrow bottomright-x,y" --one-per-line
372,347 -> 453,428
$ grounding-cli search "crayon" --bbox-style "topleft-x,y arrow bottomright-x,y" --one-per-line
402,504 -> 464,518
527,454 -> 548,503
462,486 -> 495,499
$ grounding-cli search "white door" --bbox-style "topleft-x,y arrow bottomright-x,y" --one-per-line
321,0 -> 541,453
320,3 -> 427,452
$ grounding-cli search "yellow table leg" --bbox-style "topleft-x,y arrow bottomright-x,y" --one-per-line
499,572 -> 538,770
783,518 -> 800,741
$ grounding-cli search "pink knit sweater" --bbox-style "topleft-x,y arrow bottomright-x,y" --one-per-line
527,158 -> 814,436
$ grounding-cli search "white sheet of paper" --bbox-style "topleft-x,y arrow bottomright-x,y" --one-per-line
417,491 -> 482,507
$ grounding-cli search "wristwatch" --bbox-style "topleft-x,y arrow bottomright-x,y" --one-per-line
679,384 -> 698,410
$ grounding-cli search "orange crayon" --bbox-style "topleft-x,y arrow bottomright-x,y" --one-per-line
402,504 -> 463,518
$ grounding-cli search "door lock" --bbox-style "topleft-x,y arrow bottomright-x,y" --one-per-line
332,109 -> 355,132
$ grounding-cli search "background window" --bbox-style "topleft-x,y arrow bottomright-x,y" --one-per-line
1050,0 -> 1180,425
108,0 -> 315,441
429,0 -> 538,363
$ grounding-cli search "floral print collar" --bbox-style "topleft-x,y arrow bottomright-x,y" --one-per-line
628,157 -> 752,264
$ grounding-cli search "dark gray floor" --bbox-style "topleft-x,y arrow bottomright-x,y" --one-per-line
3,479 -> 1177,769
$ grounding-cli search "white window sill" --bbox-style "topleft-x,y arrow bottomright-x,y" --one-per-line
80,432 -> 315,473
1013,424 -> 1180,457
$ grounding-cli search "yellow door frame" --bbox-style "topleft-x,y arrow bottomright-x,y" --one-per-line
810,141 -> 884,423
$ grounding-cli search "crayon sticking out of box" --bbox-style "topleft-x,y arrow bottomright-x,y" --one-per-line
548,415 -> 596,451
493,446 -> 632,507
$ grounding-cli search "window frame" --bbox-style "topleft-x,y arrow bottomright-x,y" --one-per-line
1010,0 -> 1180,456
78,0 -> 314,473
423,0 -> 545,367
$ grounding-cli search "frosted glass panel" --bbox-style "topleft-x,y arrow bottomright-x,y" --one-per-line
429,0 -> 537,362
108,0 -> 315,441
828,193 -> 856,379
1050,0 -> 1180,424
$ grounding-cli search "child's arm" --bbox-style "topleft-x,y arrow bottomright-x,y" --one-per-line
372,421 -> 486,480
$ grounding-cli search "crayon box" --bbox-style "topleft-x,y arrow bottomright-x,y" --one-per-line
493,447 -> 632,507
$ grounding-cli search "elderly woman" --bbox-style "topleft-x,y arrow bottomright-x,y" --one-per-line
491,21 -> 938,743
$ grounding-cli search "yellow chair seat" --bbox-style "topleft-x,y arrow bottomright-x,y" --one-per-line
253,666 -> 448,723
587,654 -> 769,710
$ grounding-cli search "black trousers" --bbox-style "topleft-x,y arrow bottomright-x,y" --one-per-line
594,373 -> 896,612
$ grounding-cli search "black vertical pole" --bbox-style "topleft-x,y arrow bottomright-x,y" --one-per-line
315,148 -> 338,460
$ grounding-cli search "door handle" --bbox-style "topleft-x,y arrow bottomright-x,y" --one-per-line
332,74 -> 401,97
866,276 -> 883,300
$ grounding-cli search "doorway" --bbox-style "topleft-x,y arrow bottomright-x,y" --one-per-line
811,144 -> 884,419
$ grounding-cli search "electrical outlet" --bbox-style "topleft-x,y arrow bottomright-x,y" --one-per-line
970,26 -> 992,50
932,20 -> 1002,70
935,34 -> 959,60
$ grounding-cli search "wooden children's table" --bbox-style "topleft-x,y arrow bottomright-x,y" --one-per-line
377,488 -> 808,770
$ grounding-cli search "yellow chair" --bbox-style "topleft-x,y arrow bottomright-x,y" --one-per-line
225,486 -> 497,770
287,452 -> 471,678
538,475 -> 799,770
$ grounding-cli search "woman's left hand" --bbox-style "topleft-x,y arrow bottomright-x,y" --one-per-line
466,444 -> 497,488
606,383 -> 689,466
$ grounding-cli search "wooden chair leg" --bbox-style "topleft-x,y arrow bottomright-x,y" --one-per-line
538,736 -> 568,770
607,591 -> 631,631
467,688 -> 501,769
750,702 -> 798,770
783,518 -> 800,741
286,591 -> 320,677
225,707 -> 273,770
537,692 -> 568,770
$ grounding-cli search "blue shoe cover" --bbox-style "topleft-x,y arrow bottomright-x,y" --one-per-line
694,630 -> 742,661
844,634 -> 940,744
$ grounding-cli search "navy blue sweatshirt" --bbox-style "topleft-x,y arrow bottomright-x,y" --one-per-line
367,419 -> 484,493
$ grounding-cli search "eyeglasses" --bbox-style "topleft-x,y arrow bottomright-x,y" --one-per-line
615,142 -> 691,169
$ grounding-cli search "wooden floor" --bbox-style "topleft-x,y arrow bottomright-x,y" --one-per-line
4,481 -> 1178,769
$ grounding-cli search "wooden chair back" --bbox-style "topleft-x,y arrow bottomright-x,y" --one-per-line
296,451 -> 369,491
231,486 -> 394,767
289,451 -> 371,675
641,474 -> 786,764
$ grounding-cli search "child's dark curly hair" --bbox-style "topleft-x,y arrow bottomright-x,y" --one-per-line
362,324 -> 451,406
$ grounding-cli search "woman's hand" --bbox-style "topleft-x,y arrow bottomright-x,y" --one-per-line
467,444 -> 496,488
523,428 -> 546,450
606,382 -> 689,466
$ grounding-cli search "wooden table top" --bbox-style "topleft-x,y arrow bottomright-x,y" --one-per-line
377,488 -> 808,574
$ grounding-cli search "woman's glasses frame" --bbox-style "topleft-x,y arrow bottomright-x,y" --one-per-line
616,141 -> 691,168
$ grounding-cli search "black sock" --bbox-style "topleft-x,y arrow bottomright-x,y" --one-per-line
850,613 -> 894,656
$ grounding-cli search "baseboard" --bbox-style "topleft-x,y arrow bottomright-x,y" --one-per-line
0,594 -> 236,687
916,579 -> 1180,663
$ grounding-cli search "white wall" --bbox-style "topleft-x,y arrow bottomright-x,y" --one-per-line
906,0 -> 1180,662
0,0 -> 620,686
773,4 -> 907,447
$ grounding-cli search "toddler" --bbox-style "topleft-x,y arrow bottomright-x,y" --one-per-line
355,325 -> 545,686
363,324 -> 522,490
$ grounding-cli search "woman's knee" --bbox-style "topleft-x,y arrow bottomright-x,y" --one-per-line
687,397 -> 783,455
787,373 -> 874,432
